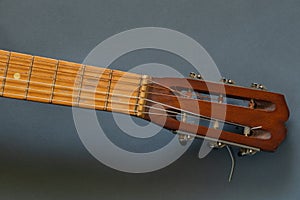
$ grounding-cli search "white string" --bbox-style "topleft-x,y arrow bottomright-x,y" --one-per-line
226,146 -> 235,182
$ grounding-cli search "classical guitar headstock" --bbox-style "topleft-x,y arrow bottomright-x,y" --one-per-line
143,72 -> 289,156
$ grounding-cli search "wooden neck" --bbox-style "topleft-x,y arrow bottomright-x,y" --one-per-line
0,50 -> 150,117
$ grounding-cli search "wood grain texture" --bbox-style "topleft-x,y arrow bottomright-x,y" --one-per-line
0,49 -> 289,152
0,50 -> 147,116
146,77 -> 289,152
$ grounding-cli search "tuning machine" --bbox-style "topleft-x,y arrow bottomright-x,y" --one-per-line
189,72 -> 203,80
176,113 -> 195,146
178,133 -> 194,146
238,148 -> 257,156
251,83 -> 267,90
209,141 -> 226,149
221,78 -> 235,85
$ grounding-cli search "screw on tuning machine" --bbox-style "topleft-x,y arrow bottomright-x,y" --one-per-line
189,72 -> 202,79
178,133 -> 194,146
221,78 -> 235,85
209,141 -> 226,149
238,148 -> 257,156
251,83 -> 267,90
238,83 -> 266,156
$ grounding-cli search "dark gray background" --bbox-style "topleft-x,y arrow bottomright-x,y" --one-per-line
0,0 -> 299,199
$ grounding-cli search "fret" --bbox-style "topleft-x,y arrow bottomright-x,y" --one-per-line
52,60 -> 82,106
27,56 -> 58,103
0,50 -> 144,116
106,71 -> 142,115
0,50 -> 11,96
24,56 -> 35,99
3,52 -> 33,99
49,60 -> 59,103
79,67 -> 110,110
75,64 -> 86,106
104,69 -> 113,111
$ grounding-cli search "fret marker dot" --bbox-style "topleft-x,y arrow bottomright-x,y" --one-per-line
14,73 -> 21,80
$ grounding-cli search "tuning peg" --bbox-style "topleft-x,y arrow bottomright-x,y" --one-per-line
209,141 -> 226,149
221,78 -> 235,84
189,72 -> 202,79
251,83 -> 267,90
178,133 -> 194,146
238,148 -> 257,156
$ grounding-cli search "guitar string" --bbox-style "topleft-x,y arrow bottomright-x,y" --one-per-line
1,90 -> 219,127
0,74 -> 223,120
1,84 -> 249,130
1,83 -> 200,119
1,66 -> 188,98
0,75 -> 217,100
0,56 -> 218,109
0,54 -> 189,97
0,76 -> 246,128
2,53 -> 241,181
0,53 -> 250,129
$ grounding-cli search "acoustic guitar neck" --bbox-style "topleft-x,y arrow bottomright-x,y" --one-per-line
0,50 -> 150,117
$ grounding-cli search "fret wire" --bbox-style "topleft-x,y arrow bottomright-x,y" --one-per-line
2,61 -> 141,84
103,69 -> 113,111
2,91 -> 139,108
0,90 -> 182,117
50,60 -> 59,103
2,52 -> 250,128
26,72 -> 140,86
4,82 -> 212,115
25,56 -> 35,99
4,84 -> 140,101
1,52 -> 141,79
0,88 -> 206,120
1,85 -> 237,127
7,58 -> 140,79
0,76 -> 141,97
75,64 -> 86,106
0,52 -> 11,96
0,68 -> 141,85
5,53 -> 128,76
2,90 -> 166,114
0,74 -> 184,103
0,91 -> 219,124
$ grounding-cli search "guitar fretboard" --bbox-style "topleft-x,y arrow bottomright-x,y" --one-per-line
0,50 -> 149,117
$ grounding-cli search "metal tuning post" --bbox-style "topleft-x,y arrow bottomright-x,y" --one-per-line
208,77 -> 236,182
237,83 -> 267,156
177,112 -> 195,146
221,77 -> 235,85
251,82 -> 267,91
189,72 -> 203,80
177,72 -> 204,145
238,148 -> 257,156
177,72 -> 205,145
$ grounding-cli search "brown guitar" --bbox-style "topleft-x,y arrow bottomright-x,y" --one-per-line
0,49 -> 289,157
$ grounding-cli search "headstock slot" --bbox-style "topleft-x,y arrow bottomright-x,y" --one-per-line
169,85 -> 276,111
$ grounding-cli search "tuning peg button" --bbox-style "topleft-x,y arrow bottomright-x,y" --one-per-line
189,72 -> 196,78
189,72 -> 202,79
238,148 -> 257,156
221,78 -> 235,84
209,141 -> 226,149
251,83 -> 267,90
178,133 -> 193,146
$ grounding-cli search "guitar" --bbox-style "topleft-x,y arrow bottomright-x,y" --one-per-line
0,49 -> 289,157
